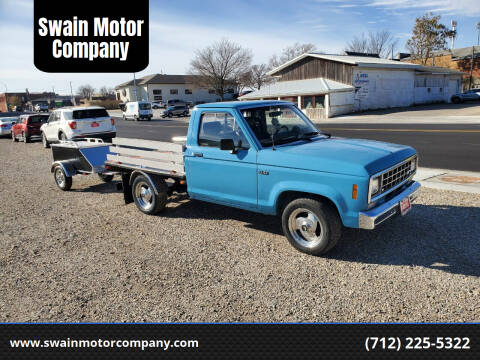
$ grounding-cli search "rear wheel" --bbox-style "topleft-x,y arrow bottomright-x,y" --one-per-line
59,132 -> 67,141
132,175 -> 168,215
134,115 -> 138,121
42,132 -> 50,148
281,198 -> 342,256
452,97 -> 461,104
183,111 -> 188,116
23,132 -> 30,143
53,166 -> 72,191
168,112 -> 172,118
98,173 -> 114,182
12,132 -> 18,142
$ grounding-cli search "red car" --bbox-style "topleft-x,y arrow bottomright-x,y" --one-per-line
11,114 -> 49,143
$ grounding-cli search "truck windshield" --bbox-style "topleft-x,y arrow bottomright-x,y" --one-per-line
240,105 -> 320,147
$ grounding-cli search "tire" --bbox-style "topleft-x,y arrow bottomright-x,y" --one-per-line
168,113 -> 172,118
23,132 -> 30,143
134,116 -> 138,121
98,173 -> 114,182
131,175 -> 168,215
12,131 -> 18,142
281,198 -> 342,256
183,111 -> 188,116
42,132 -> 50,148
452,97 -> 461,104
53,166 -> 72,191
123,114 -> 126,121
59,132 -> 67,141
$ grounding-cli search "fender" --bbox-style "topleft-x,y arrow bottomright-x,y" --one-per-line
129,170 -> 159,195
51,161 -> 76,177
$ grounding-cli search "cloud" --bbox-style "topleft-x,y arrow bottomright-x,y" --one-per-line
367,0 -> 480,16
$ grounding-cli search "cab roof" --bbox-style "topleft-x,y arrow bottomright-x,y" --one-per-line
195,100 -> 292,109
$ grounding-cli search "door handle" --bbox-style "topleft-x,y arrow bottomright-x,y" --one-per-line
193,152 -> 203,157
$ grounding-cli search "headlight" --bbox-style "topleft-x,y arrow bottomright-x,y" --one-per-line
370,177 -> 380,195
410,158 -> 417,172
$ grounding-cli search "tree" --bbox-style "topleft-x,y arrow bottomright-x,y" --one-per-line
345,30 -> 398,58
268,42 -> 317,70
99,86 -> 114,97
247,64 -> 272,90
189,39 -> 252,100
77,84 -> 95,100
406,13 -> 450,65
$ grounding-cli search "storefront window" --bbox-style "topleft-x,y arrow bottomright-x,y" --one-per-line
302,96 -> 314,109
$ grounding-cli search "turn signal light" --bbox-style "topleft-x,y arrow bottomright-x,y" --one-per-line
68,121 -> 77,130
111,117 -> 115,126
352,184 -> 358,200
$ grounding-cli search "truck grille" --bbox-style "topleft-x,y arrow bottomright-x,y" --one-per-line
380,156 -> 416,194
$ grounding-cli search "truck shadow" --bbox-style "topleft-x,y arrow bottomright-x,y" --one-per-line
165,196 -> 480,278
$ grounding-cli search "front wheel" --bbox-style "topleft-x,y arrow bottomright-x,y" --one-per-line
42,132 -> 50,148
12,132 -> 18,142
53,166 -> 72,191
167,113 -> 172,118
23,132 -> 30,143
132,175 -> 168,215
281,198 -> 342,255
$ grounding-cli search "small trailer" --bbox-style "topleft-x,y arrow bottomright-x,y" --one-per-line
51,137 -> 187,214
51,138 -> 117,190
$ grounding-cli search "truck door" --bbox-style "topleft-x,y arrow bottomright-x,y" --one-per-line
185,111 -> 257,210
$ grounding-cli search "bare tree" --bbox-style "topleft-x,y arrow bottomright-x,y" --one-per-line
99,86 -> 114,97
250,64 -> 272,90
77,84 -> 95,100
189,38 -> 252,100
345,30 -> 397,58
268,42 -> 317,69
406,13 -> 449,65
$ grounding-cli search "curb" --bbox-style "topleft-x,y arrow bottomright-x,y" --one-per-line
414,168 -> 480,194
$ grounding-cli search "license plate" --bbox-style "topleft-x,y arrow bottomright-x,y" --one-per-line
400,197 -> 411,215
91,122 -> 99,127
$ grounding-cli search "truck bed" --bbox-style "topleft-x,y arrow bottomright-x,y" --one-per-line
105,137 -> 185,178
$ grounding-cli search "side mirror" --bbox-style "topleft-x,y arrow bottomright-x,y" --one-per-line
220,138 -> 236,153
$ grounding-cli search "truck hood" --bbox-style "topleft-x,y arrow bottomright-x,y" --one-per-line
257,137 -> 416,177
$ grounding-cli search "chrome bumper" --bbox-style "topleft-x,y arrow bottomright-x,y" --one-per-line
358,181 -> 421,230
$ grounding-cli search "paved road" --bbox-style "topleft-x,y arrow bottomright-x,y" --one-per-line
113,116 -> 480,172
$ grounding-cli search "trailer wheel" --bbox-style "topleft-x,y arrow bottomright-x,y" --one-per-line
98,174 -> 114,182
132,175 -> 167,215
53,166 -> 72,191
281,198 -> 342,256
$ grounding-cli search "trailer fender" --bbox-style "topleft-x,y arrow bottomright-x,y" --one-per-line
129,170 -> 160,195
51,161 -> 76,177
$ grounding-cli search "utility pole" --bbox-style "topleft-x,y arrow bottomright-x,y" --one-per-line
470,46 -> 474,90
133,73 -> 137,101
477,22 -> 480,46
69,81 -> 75,105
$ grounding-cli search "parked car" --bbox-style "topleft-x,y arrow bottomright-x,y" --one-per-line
123,101 -> 153,121
151,101 -> 163,109
11,113 -> 49,143
0,117 -> 17,137
40,106 -> 116,147
34,103 -> 49,112
52,100 -> 420,256
162,105 -> 189,118
451,89 -> 480,103
166,99 -> 186,107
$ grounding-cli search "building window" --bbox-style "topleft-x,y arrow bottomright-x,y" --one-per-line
170,89 -> 178,95
122,89 -> 126,96
153,89 -> 162,95
154,95 -> 162,101
208,89 -> 216,94
185,89 -> 192,95
301,95 -> 325,109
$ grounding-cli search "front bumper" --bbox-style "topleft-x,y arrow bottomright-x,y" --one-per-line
358,181 -> 421,230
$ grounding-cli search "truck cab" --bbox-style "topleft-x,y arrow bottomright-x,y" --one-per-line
183,101 -> 419,254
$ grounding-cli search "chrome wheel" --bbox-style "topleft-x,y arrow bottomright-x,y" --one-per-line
134,181 -> 154,211
287,208 -> 325,248
55,168 -> 65,187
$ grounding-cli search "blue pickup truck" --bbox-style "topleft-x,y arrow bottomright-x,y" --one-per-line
51,100 -> 420,255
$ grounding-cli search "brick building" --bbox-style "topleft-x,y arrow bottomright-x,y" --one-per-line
400,46 -> 480,90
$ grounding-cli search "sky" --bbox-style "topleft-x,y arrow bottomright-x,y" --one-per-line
0,0 -> 479,94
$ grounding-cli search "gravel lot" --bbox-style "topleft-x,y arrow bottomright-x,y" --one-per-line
1,138 -> 479,323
